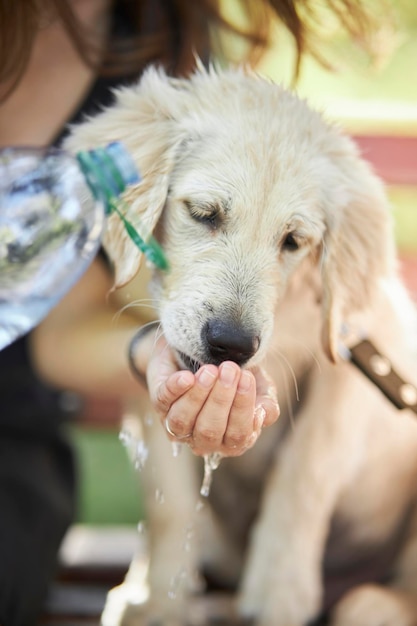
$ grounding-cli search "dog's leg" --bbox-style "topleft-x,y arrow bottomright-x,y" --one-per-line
138,413 -> 202,624
108,406 -> 201,626
238,361 -> 375,626
330,502 -> 417,626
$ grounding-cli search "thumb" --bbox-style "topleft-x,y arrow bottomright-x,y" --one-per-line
147,343 -> 194,411
250,365 -> 280,427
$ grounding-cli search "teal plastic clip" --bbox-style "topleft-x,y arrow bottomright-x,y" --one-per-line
109,198 -> 169,270
76,145 -> 168,271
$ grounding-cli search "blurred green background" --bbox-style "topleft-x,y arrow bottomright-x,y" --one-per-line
70,426 -> 145,525
71,0 -> 417,527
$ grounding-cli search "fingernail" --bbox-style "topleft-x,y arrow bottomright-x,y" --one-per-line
238,370 -> 252,393
197,367 -> 217,388
177,372 -> 193,389
220,362 -> 238,387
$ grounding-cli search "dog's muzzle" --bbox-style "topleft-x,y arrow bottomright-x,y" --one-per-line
203,319 -> 260,366
176,320 -> 260,372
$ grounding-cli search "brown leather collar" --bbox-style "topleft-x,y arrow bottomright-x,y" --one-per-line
347,339 -> 417,415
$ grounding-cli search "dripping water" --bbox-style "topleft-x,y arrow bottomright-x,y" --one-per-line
200,452 -> 222,497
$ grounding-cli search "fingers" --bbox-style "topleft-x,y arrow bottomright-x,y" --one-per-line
162,363 -> 277,457
146,342 -> 280,457
192,362 -> 250,454
153,369 -> 195,414
147,339 -> 194,411
161,364 -> 219,440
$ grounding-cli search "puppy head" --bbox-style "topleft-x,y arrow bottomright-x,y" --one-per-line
66,65 -> 395,366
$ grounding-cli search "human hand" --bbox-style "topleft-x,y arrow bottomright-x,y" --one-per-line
146,336 -> 279,457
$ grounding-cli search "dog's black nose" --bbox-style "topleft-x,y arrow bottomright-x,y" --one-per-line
203,320 -> 260,366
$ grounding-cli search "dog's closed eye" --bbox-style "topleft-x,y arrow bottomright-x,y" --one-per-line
185,200 -> 221,230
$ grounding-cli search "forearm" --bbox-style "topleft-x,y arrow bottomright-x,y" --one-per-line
29,258 -> 153,397
31,314 -> 140,396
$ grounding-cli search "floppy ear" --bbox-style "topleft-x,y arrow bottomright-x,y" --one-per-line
99,144 -> 178,287
64,67 -> 190,287
320,149 -> 396,362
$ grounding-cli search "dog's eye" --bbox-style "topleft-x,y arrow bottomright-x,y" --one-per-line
187,203 -> 220,230
197,214 -> 219,229
282,232 -> 299,252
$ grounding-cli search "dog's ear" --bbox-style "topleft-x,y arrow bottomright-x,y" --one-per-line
320,148 -> 395,362
64,67 -> 191,287
99,144 -> 177,287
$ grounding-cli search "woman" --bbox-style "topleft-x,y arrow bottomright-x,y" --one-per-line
0,1 -> 384,623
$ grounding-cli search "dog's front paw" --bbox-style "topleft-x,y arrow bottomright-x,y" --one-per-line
118,602 -> 186,626
101,579 -> 191,626
330,584 -> 417,626
238,594 -> 319,626
238,558 -> 321,626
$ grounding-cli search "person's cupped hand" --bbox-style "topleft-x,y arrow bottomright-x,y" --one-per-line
147,337 -> 279,457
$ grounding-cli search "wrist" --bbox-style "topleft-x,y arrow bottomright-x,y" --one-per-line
128,321 -> 160,387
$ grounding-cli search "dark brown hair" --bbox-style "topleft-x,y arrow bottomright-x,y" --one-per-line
0,0 -> 387,95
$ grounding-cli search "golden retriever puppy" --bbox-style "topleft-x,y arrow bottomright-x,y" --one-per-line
66,65 -> 417,626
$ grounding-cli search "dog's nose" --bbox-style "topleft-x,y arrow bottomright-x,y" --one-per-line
203,320 -> 260,366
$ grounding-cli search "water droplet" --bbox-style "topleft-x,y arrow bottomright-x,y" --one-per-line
155,488 -> 165,504
134,439 -> 149,471
200,453 -> 222,497
118,429 -> 132,447
195,500 -> 205,513
137,521 -> 146,534
171,442 -> 183,457
168,567 -> 187,600
183,524 -> 194,553
119,428 -> 149,472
